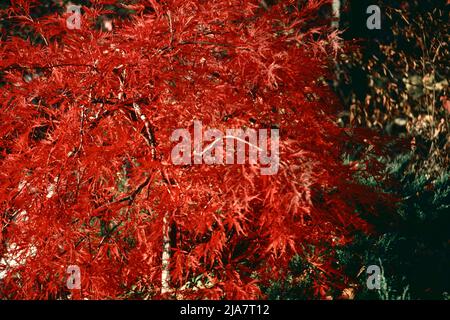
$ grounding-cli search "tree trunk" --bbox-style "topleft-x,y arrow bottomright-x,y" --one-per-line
332,0 -> 341,29
161,212 -> 171,295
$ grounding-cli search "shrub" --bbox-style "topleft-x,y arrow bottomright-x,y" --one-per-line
0,0 -> 385,299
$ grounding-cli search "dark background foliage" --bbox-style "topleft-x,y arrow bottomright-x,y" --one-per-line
266,0 -> 449,300
333,0 -> 449,300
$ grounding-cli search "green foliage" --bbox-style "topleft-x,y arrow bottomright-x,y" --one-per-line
267,148 -> 449,300
327,0 -> 450,300
336,151 -> 450,300
261,255 -> 315,300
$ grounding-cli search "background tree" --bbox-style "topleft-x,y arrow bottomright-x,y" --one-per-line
332,0 -> 449,300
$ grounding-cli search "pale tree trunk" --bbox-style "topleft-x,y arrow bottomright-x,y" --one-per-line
161,212 -> 171,295
131,102 -> 171,295
331,0 -> 342,93
332,0 -> 341,29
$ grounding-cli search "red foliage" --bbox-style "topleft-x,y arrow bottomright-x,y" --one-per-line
0,0 -> 381,299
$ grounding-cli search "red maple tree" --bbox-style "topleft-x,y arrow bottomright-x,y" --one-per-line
0,0 -> 384,299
